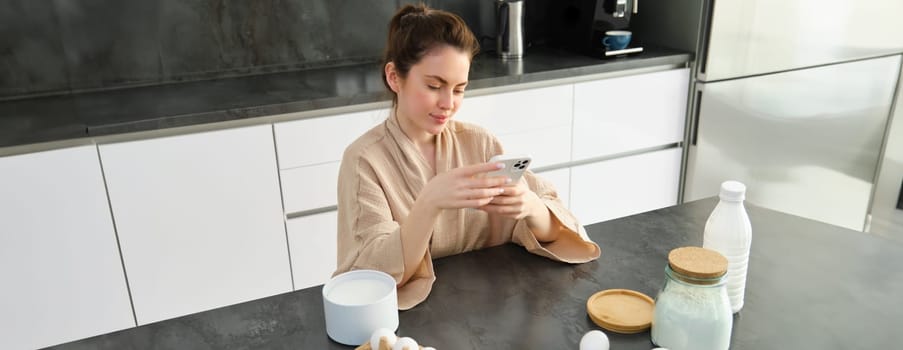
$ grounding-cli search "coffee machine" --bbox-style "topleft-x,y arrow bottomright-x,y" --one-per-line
546,0 -> 641,57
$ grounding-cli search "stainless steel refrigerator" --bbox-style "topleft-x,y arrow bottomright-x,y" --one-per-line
683,0 -> 903,231
869,75 -> 903,241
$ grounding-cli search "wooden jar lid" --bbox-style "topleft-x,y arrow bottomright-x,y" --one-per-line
586,289 -> 655,334
667,246 -> 728,279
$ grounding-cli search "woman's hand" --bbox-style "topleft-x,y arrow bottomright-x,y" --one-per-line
480,177 -> 558,242
417,162 -> 510,212
400,162 -> 507,284
478,178 -> 544,220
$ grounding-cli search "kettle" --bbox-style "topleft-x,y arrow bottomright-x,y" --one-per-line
496,0 -> 525,60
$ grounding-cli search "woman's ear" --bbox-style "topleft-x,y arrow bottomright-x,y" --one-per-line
385,62 -> 401,93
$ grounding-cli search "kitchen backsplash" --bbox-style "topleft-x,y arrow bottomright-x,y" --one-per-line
1,0 -> 544,100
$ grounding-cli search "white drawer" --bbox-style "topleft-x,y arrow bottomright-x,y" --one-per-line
573,69 -> 689,160
570,148 -> 682,225
287,211 -> 338,290
274,109 -> 388,169
496,125 -> 571,168
457,84 -> 573,135
281,161 -> 341,214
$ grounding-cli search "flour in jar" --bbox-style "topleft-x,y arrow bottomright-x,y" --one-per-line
651,280 -> 732,350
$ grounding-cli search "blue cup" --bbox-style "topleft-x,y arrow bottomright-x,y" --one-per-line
602,30 -> 632,51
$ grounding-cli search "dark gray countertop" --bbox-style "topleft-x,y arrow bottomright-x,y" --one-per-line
0,46 -> 691,149
47,198 -> 903,349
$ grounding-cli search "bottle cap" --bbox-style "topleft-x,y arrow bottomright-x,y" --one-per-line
719,180 -> 746,201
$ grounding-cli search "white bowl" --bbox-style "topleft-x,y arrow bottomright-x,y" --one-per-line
322,269 -> 399,345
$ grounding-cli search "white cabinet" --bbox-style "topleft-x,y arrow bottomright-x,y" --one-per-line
572,69 -> 689,160
274,111 -> 387,293
99,125 -> 291,325
570,148 -> 682,225
287,211 -> 338,290
458,85 -> 573,167
0,145 -> 134,350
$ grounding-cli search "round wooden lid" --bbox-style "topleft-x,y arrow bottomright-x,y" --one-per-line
586,289 -> 655,334
667,246 -> 728,279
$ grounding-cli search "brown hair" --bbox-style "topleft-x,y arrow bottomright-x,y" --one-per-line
383,3 -> 480,104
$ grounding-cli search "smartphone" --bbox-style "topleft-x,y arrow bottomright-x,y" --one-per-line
487,154 -> 532,183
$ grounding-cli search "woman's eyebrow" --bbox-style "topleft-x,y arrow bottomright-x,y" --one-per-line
425,75 -> 468,86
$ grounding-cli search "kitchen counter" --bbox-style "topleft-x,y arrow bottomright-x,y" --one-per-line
0,46 -> 690,149
46,197 -> 903,349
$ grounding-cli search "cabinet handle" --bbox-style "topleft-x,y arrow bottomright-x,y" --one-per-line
897,177 -> 903,210
691,89 -> 703,146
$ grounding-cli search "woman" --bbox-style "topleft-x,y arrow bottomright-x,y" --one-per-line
335,3 -> 600,309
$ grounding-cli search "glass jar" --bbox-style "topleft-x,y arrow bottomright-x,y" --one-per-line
651,247 -> 733,350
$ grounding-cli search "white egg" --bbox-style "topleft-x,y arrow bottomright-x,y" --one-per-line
369,328 -> 397,349
579,330 -> 610,350
392,337 -> 419,350
423,348 -> 436,350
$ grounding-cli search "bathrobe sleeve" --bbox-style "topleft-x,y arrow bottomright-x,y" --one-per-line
484,136 -> 602,263
334,152 -> 435,310
511,171 -> 601,263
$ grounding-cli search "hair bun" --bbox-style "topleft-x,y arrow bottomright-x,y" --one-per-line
398,3 -> 428,16
396,3 -> 428,26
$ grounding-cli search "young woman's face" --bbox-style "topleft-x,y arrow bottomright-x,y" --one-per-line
391,45 -> 470,141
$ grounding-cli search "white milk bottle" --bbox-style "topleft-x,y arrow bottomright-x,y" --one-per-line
702,180 -> 752,313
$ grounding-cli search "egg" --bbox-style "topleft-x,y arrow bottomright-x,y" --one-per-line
423,348 -> 437,350
579,330 -> 610,350
392,337 -> 419,350
369,328 -> 397,350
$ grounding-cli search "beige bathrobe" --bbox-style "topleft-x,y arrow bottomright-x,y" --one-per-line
335,114 -> 601,309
